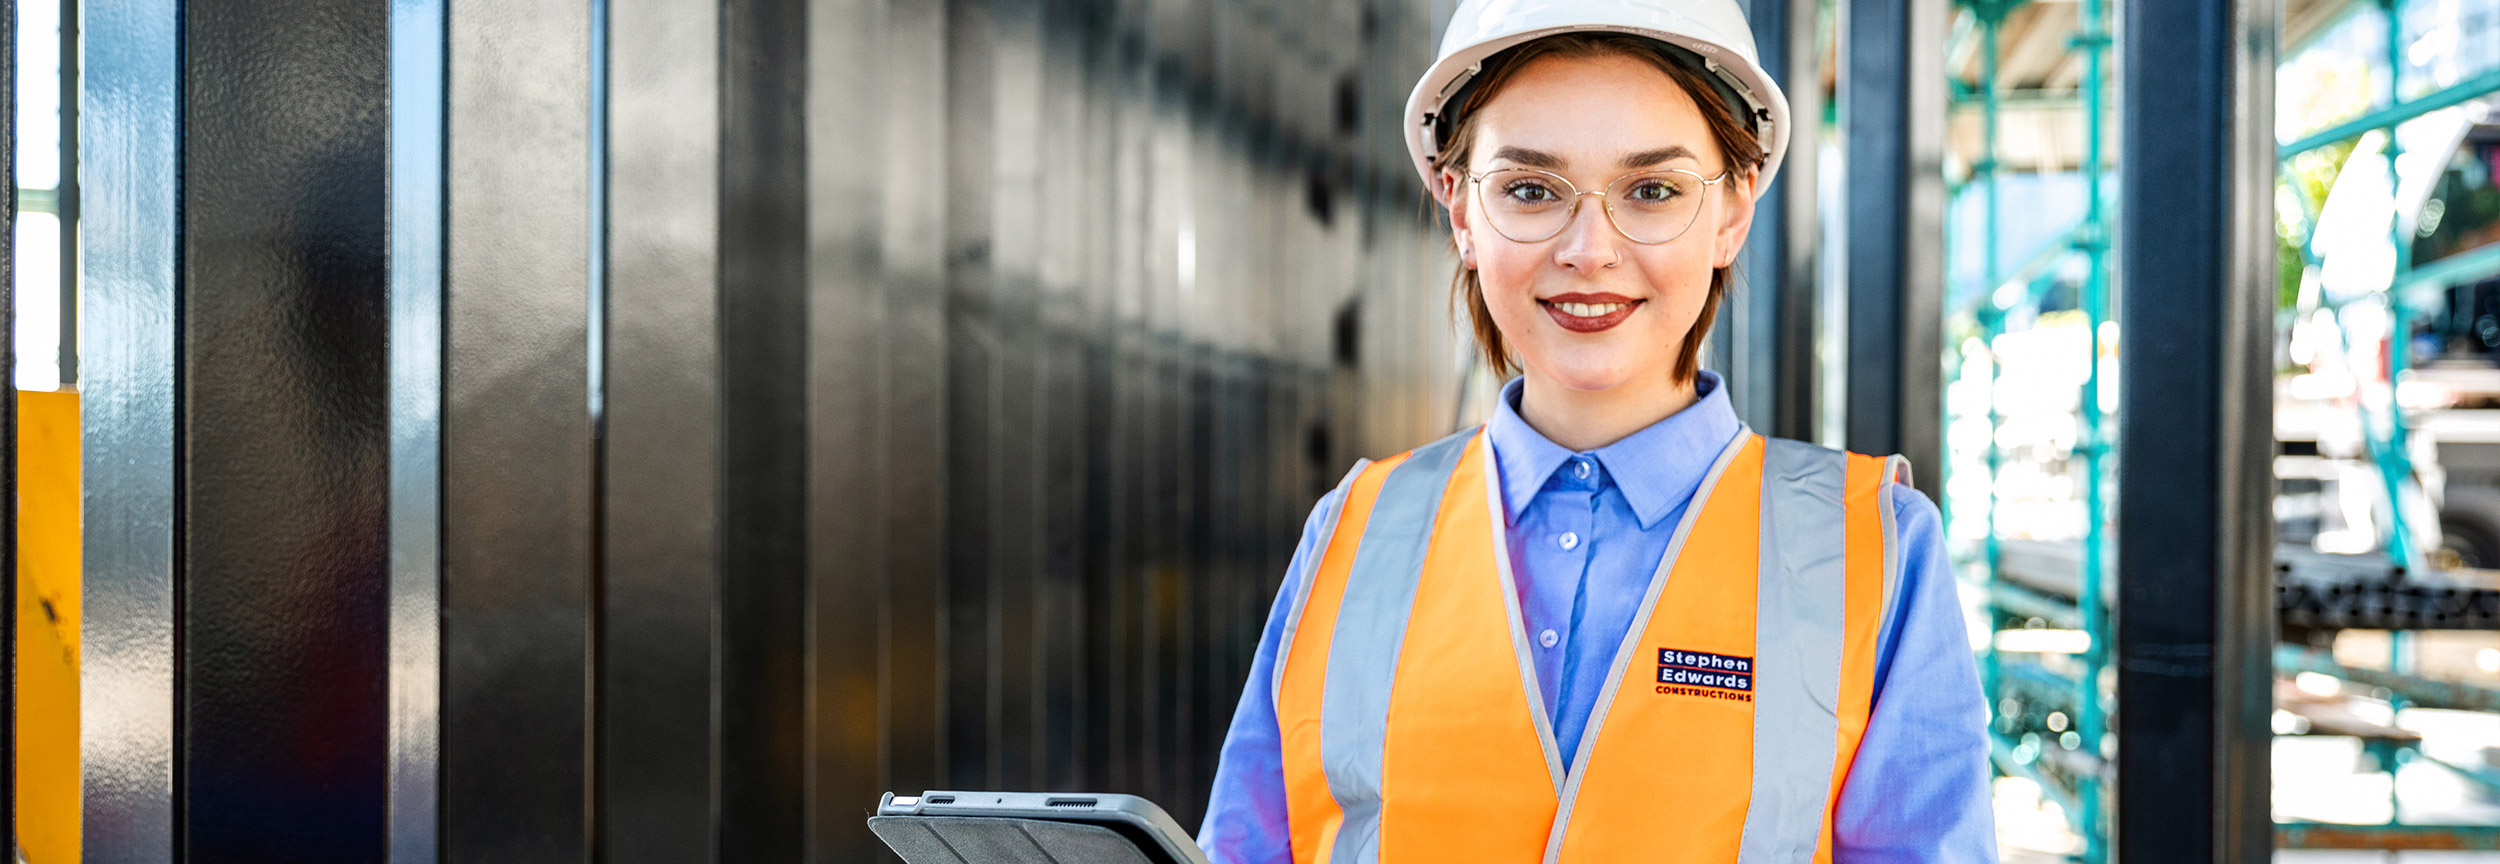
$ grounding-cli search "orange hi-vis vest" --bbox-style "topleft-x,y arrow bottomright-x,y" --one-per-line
1273,426 -> 1910,864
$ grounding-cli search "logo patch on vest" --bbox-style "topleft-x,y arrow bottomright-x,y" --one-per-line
1653,648 -> 1753,702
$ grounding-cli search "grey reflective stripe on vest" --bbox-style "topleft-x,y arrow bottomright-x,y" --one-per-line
1273,458 -> 1375,702
1541,431 -> 1755,864
1878,455 -> 1913,651
1320,430 -> 1474,864
1734,439 -> 1852,862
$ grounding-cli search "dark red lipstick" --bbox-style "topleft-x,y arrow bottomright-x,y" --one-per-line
1538,292 -> 1643,333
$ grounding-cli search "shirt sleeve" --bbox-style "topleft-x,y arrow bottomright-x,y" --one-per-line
1197,480 -> 1348,864
1831,485 -> 1999,863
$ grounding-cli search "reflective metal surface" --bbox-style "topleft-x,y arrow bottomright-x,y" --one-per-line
799,0 -> 890,853
717,0 -> 805,857
795,0 -> 1460,854
79,0 -> 179,857
389,0 -> 447,859
442,0 -> 595,857
74,0 -> 1465,859
182,0 -> 394,858
602,0 -> 719,860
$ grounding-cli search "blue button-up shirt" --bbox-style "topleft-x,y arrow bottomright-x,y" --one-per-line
1199,372 -> 1996,863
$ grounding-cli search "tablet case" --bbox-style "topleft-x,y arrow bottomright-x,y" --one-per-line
869,791 -> 1208,864
868,815 -> 1157,864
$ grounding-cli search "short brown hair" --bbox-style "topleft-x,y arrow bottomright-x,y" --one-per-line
1431,33 -> 1766,385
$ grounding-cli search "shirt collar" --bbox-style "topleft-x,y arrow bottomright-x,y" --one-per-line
1483,370 -> 1746,529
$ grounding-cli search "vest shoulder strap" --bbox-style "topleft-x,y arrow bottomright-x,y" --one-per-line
1873,452 -> 1913,653
1274,424 -> 1482,701
1272,456 -> 1377,700
1757,437 -> 1913,642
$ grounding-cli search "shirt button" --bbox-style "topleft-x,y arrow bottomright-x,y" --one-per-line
1539,629 -> 1560,648
1573,458 -> 1592,479
1558,531 -> 1580,551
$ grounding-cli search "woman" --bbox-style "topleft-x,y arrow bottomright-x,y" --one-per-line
1198,1 -> 1994,862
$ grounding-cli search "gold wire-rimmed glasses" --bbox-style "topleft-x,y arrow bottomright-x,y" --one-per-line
1468,166 -> 1730,245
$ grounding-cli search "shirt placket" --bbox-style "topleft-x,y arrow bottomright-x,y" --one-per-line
1535,455 -> 1600,719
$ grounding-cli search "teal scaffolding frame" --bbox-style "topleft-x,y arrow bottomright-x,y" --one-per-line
1948,0 -> 2112,859
1955,0 -> 2500,854
2267,0 -> 2500,849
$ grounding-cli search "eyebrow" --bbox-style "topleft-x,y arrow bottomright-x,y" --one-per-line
1619,145 -> 1697,169
1489,146 -> 1564,169
1487,144 -> 1699,171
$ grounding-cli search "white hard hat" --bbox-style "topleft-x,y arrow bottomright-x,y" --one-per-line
1404,0 -> 1790,198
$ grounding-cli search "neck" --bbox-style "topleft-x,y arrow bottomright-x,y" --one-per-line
1517,368 -> 1699,452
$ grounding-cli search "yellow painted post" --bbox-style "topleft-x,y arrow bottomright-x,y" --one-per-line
16,388 -> 79,863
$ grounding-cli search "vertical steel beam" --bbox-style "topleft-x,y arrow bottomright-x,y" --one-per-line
718,0 -> 810,855
1729,0 -> 1769,427
80,0 -> 179,855
1737,0 -> 1822,439
989,0 -> 1049,793
803,0 -> 890,858
1079,0 -> 1124,800
181,0 -> 394,858
55,0 -> 74,387
943,0 -> 999,793
442,0 -> 596,858
1033,0 -> 1098,794
2114,0 -> 2278,861
2073,1 -> 2115,857
388,0 -> 448,857
1842,0 -> 1945,489
0,0 -> 15,848
602,0 -> 720,859
882,0 -> 952,801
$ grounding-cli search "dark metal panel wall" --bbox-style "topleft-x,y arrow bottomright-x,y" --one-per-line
940,0 -> 997,796
718,0 -> 811,856
1842,0 -> 1945,486
69,0 -> 1459,860
987,0 -> 1047,795
791,0 -> 1457,855
441,0 -> 596,858
79,0 -> 180,857
799,0 -> 890,856
2113,0 -> 2279,860
78,0 -> 425,859
180,0 -> 393,859
880,0 -> 952,808
602,0 -> 720,859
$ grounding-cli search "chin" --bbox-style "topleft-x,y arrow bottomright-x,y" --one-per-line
1522,350 -> 1664,393
1497,297 -> 1702,395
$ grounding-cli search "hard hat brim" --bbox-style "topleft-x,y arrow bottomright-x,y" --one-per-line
1403,24 -> 1791,202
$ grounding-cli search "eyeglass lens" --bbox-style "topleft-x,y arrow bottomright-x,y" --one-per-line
1476,169 -> 1710,245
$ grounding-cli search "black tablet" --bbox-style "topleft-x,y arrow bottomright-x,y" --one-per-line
869,790 -> 1213,864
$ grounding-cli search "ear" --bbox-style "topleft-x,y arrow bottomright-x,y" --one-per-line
1710,167 -> 1760,269
1440,167 -> 1478,267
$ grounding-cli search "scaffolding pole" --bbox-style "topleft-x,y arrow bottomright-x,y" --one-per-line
2073,1 -> 2112,859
